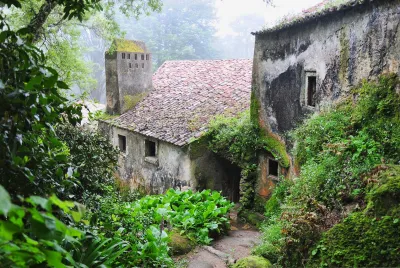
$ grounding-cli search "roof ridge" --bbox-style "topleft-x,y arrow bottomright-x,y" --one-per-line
253,0 -> 374,35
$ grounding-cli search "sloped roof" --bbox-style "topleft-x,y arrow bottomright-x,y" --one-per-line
113,39 -> 147,53
111,59 -> 252,146
253,0 -> 374,35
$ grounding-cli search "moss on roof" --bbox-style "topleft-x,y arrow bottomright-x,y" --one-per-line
253,0 -> 372,35
114,39 -> 145,53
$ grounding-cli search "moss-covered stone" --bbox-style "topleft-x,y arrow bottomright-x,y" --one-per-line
309,212 -> 400,267
168,230 -> 195,256
366,165 -> 400,217
233,256 -> 272,268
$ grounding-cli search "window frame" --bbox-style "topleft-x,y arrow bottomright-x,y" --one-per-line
267,157 -> 279,178
304,71 -> 317,108
118,134 -> 127,153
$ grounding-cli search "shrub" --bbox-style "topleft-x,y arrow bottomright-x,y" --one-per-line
55,124 -> 119,203
310,213 -> 400,267
0,185 -> 83,267
91,189 -> 233,267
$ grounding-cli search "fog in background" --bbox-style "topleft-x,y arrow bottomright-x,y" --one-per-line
87,0 -> 322,103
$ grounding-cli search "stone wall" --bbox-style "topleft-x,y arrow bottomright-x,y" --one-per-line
252,0 -> 400,136
99,121 -> 193,194
98,121 -> 241,200
105,51 -> 153,114
251,0 -> 399,197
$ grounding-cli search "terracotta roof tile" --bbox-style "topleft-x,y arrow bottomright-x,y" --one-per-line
113,59 -> 252,146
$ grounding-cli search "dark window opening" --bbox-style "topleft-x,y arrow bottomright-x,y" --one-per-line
141,54 -> 144,60
122,53 -> 125,59
142,63 -> 144,68
135,63 -> 138,68
135,54 -> 137,60
128,53 -> 130,59
129,63 -> 132,68
118,135 -> 126,153
145,140 -> 156,157
307,76 -> 317,107
146,54 -> 149,60
268,159 -> 279,177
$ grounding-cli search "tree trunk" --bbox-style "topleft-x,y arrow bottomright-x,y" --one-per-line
26,0 -> 58,43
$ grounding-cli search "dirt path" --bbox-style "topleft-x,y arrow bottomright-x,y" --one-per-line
177,207 -> 261,268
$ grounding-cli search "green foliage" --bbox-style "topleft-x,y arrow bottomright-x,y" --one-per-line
0,185 -> 83,267
123,92 -> 148,112
252,221 -> 284,264
63,235 -> 130,267
0,19 -> 83,198
257,75 -> 400,267
55,124 -> 119,203
206,112 -> 260,168
120,0 -> 218,68
233,256 -> 272,268
91,189 -> 233,267
310,213 -> 400,267
204,111 -> 289,210
6,0 -> 162,94
264,179 -> 293,220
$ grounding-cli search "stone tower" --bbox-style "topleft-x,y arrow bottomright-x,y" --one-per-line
105,39 -> 153,114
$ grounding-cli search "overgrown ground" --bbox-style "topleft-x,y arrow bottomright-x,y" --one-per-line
253,74 -> 400,267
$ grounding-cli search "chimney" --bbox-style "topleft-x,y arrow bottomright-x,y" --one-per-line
105,39 -> 153,114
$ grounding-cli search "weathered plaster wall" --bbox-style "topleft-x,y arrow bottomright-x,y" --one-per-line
252,0 -> 399,199
105,51 -> 152,114
253,0 -> 400,135
116,52 -> 153,113
99,121 -> 193,194
98,122 -> 240,199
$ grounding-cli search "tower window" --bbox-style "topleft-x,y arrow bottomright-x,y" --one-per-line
146,54 -> 149,60
268,158 -> 279,177
128,53 -> 130,59
141,54 -> 144,60
135,54 -> 137,60
145,140 -> 156,157
306,73 -> 317,107
129,63 -> 132,68
142,63 -> 144,68
135,63 -> 138,68
118,135 -> 126,153
122,53 -> 126,59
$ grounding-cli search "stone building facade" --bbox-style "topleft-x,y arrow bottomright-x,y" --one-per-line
251,0 -> 400,199
100,41 -> 252,201
106,39 -> 153,115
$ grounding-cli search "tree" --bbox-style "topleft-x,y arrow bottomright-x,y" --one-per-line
3,0 -> 162,94
120,0 -> 218,68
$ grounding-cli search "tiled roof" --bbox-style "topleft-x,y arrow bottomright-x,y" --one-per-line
112,59 -> 252,146
253,0 -> 374,35
113,39 -> 147,53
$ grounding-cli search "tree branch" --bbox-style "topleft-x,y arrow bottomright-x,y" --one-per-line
26,0 -> 58,43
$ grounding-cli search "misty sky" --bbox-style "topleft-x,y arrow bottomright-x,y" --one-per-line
216,0 -> 322,36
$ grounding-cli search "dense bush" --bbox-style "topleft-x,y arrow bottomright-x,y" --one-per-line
91,189 -> 233,267
55,124 -> 119,203
0,19 -> 83,199
256,75 -> 400,267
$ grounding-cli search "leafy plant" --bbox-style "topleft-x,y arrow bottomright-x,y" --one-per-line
0,185 -> 83,267
91,189 -> 233,267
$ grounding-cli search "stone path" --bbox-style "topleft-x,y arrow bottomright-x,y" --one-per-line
176,208 -> 261,268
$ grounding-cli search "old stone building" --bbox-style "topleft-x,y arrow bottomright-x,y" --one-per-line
251,0 -> 400,199
99,39 -> 252,201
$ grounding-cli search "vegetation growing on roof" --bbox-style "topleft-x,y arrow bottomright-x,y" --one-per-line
123,92 -> 149,112
112,39 -> 145,53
